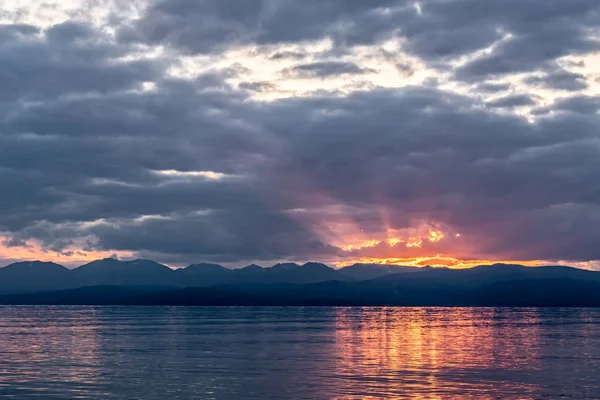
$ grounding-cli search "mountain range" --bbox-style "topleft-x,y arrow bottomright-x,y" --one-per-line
0,259 -> 426,294
1,259 -> 600,306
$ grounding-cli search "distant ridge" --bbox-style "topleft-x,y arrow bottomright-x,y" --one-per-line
339,263 -> 436,280
1,260 -> 600,306
74,258 -> 174,287
0,261 -> 75,294
176,263 -> 233,286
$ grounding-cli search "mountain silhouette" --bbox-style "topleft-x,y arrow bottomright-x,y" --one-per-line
265,262 -> 340,284
172,262 -> 342,285
175,263 -> 233,286
72,258 -> 175,286
0,261 -> 74,294
339,263 -> 435,280
2,259 -> 600,305
376,263 -> 600,287
270,262 -> 301,271
231,264 -> 267,281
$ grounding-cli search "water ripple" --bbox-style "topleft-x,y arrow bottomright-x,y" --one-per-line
0,306 -> 599,399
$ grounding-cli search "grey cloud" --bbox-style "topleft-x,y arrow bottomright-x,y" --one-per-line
116,0 -> 404,53
87,210 -> 342,262
117,0 -> 600,85
116,0 -> 264,53
238,81 -> 277,92
2,2 -> 600,266
0,21 -> 160,103
0,24 -> 40,43
269,51 -> 307,60
486,94 -> 537,108
452,0 -> 600,79
477,82 -> 511,93
552,96 -> 600,115
5,82 -> 600,263
45,21 -> 95,43
525,68 -> 588,91
283,61 -> 375,78
400,23 -> 500,63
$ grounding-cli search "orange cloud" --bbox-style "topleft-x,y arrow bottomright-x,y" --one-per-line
334,256 -> 544,269
0,235 -> 134,267
325,220 -> 549,269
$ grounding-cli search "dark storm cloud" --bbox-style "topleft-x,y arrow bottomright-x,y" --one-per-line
1,0 -> 600,266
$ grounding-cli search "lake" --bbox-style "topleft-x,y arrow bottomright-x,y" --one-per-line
0,307 -> 599,399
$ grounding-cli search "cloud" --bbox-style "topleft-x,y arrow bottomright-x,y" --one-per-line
238,81 -> 277,92
477,82 -> 512,93
536,96 -> 600,115
3,82 -> 600,264
486,94 -> 538,108
116,0 -> 402,53
525,68 -> 588,91
269,50 -> 308,61
119,0 -> 600,79
0,0 -> 599,268
449,0 -> 600,80
283,61 -> 375,78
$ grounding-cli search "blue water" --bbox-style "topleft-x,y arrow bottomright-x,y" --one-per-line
0,307 -> 599,399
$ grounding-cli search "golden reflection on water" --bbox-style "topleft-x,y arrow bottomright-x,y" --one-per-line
333,307 -> 543,399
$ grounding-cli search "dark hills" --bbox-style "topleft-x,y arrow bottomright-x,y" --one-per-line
73,258 -> 175,287
0,261 -> 76,293
340,263 -> 435,280
176,263 -> 233,286
1,259 -> 600,306
0,258 -> 354,294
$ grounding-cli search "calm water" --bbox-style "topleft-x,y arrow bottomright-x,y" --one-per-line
0,307 -> 599,399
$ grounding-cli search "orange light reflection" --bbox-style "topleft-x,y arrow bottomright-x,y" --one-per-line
333,307 -> 543,399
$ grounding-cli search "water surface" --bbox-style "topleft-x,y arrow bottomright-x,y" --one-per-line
0,307 -> 599,399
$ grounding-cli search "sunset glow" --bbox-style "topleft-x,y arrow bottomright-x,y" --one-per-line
0,0 -> 599,271
335,257 -> 544,269
0,236 -> 134,267
1,0 -> 599,398
339,229 -> 447,251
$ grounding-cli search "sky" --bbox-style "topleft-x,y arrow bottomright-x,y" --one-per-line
0,0 -> 599,269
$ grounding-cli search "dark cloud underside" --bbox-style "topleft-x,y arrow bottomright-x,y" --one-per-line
0,0 -> 599,267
